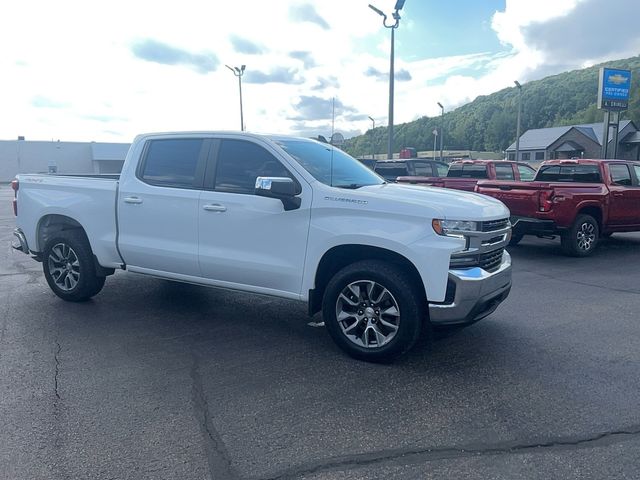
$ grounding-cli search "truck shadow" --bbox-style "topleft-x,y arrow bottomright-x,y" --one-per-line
507,232 -> 640,260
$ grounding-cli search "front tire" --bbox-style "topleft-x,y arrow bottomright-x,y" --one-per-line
43,230 -> 106,302
322,260 -> 425,362
561,214 -> 599,257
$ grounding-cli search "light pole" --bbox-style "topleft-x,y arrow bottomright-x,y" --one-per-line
226,64 -> 246,131
368,116 -> 376,160
514,80 -> 522,161
432,128 -> 438,160
437,102 -> 444,162
369,0 -> 406,159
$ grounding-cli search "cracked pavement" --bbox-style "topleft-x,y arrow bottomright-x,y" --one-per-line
1,184 -> 640,479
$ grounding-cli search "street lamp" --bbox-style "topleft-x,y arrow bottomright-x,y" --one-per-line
226,64 -> 246,131
437,102 -> 444,162
368,116 -> 376,160
369,0 -> 406,159
432,128 -> 438,160
514,80 -> 522,161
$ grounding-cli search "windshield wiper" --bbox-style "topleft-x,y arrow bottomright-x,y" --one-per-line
334,183 -> 365,189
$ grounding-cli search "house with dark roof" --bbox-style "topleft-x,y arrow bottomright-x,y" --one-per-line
506,121 -> 640,162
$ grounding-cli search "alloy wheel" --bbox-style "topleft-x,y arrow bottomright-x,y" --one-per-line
47,243 -> 81,291
335,280 -> 400,348
576,222 -> 596,251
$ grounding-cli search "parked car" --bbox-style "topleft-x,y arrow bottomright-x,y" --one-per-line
356,158 -> 377,170
397,160 -> 537,192
475,159 -> 640,256
374,159 -> 450,181
12,132 -> 512,361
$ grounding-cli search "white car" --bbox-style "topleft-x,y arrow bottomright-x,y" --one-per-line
12,132 -> 512,361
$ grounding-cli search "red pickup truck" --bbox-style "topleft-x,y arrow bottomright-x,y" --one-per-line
475,159 -> 640,256
397,160 -> 536,192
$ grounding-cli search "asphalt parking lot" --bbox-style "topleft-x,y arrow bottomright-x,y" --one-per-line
1,183 -> 640,480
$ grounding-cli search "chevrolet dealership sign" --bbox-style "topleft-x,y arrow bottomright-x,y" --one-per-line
598,67 -> 632,110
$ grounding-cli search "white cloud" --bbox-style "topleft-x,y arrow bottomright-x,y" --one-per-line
0,0 -> 637,143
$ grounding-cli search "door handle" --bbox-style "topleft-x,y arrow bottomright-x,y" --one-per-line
123,196 -> 143,204
202,204 -> 227,212
612,192 -> 624,197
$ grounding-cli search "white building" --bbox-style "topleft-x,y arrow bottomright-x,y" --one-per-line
0,138 -> 130,182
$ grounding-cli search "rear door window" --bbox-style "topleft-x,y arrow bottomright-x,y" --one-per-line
517,164 -> 536,181
435,163 -> 449,176
139,138 -> 205,188
495,163 -> 515,180
412,162 -> 433,176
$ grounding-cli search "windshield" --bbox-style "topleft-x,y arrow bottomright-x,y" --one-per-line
276,140 -> 385,188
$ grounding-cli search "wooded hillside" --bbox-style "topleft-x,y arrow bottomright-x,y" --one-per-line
344,56 -> 640,157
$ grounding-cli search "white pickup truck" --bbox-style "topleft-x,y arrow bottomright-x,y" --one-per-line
12,132 -> 512,361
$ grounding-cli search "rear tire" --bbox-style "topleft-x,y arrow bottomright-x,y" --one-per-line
42,230 -> 106,302
561,214 -> 599,257
322,260 -> 425,363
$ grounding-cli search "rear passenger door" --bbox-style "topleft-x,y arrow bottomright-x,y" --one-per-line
118,137 -> 209,276
197,138 -> 311,296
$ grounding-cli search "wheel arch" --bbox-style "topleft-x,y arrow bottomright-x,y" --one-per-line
575,204 -> 603,230
308,244 -> 427,316
37,214 -> 114,276
37,214 -> 89,251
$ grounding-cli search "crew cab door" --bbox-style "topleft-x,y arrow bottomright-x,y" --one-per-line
607,163 -> 640,226
117,138 -> 209,275
198,138 -> 311,296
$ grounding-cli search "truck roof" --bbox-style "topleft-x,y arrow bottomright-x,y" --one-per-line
134,131 -> 320,144
541,158 -> 640,166
375,159 -> 447,164
450,159 -> 522,166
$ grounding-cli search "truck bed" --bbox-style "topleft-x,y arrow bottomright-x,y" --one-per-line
476,180 -> 608,218
15,173 -> 122,268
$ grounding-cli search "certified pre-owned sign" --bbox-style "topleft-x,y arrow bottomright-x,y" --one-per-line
598,67 -> 632,110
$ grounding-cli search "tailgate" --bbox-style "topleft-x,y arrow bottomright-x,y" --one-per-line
475,181 -> 548,217
442,178 -> 478,191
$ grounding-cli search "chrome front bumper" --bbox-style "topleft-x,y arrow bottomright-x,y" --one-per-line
12,228 -> 30,254
429,251 -> 512,326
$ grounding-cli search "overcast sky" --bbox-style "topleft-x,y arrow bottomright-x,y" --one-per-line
2,0 -> 639,143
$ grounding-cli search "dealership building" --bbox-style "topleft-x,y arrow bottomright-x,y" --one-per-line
506,120 -> 640,162
0,138 -> 130,182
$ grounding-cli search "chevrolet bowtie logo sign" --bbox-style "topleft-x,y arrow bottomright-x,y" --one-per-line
598,67 -> 631,111
607,73 -> 629,86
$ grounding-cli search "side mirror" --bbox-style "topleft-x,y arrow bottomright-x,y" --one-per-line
255,177 -> 301,211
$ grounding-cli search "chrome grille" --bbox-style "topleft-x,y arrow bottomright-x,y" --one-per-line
479,248 -> 504,272
481,218 -> 510,232
450,248 -> 505,272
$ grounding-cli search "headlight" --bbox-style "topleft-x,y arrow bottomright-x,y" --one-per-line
432,219 -> 479,236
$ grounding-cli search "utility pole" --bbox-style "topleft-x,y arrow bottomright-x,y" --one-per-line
437,102 -> 444,161
368,116 -> 376,160
226,64 -> 246,131
432,128 -> 438,160
369,1 -> 406,159
514,80 -> 522,161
